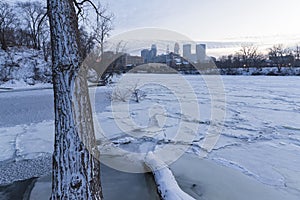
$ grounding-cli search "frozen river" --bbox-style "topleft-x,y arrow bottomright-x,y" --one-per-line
0,75 -> 300,199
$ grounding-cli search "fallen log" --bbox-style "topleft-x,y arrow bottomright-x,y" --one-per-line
144,152 -> 195,200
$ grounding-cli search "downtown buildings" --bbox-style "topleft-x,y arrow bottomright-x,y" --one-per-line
141,43 -> 207,64
183,44 -> 207,63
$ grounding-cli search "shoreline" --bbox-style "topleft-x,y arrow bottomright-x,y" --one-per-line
0,158 -> 160,200
1,153 -> 299,200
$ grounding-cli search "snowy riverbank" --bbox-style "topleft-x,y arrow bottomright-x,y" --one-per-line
1,153 -> 298,200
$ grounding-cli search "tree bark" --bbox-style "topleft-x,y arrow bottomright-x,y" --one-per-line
47,0 -> 103,199
0,31 -> 7,51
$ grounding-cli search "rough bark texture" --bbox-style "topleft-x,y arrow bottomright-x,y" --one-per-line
48,0 -> 102,199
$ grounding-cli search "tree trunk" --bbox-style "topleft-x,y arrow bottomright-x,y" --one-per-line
47,0 -> 103,199
0,31 -> 7,51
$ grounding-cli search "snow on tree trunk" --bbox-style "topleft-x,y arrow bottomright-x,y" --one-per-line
47,0 -> 103,199
145,152 -> 195,200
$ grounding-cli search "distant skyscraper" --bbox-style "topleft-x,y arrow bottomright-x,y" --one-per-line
182,43 -> 207,63
141,44 -> 157,63
196,44 -> 206,62
174,42 -> 180,54
183,44 -> 191,59
141,49 -> 150,63
150,44 -> 157,58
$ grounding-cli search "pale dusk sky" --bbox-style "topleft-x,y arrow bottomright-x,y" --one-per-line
104,0 -> 300,41
6,0 -> 300,56
102,0 -> 300,56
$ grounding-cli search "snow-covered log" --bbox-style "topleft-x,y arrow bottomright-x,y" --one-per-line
145,152 -> 195,200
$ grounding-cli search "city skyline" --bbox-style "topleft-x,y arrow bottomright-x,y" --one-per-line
102,0 -> 300,57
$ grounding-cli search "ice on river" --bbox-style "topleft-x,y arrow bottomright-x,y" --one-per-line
0,74 -> 300,199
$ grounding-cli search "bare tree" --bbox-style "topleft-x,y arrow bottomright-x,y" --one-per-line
79,25 -> 95,58
17,1 -> 47,50
268,44 -> 290,72
236,44 -> 265,69
294,45 -> 300,61
47,0 -> 104,199
91,2 -> 113,56
40,26 -> 51,62
292,45 -> 300,67
0,2 -> 18,50
13,28 -> 31,47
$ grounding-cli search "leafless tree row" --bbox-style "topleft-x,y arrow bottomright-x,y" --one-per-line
217,44 -> 300,72
0,1 -> 113,61
0,1 -> 48,51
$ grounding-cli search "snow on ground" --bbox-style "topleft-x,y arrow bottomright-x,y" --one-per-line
212,66 -> 300,76
0,80 -> 52,90
0,121 -> 53,162
0,75 -> 300,199
0,47 -> 52,86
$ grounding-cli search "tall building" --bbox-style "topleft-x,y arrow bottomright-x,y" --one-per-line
183,44 -> 191,59
151,44 -> 157,55
196,44 -> 206,63
174,43 -> 180,54
141,49 -> 150,63
149,44 -> 157,60
183,43 -> 207,63
141,44 -> 157,63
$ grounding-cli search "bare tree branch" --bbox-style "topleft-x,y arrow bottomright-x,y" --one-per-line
73,0 -> 111,21
0,2 -> 18,50
17,1 -> 47,49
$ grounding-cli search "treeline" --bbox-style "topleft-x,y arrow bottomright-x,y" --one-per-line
0,0 -> 113,84
0,1 -> 113,61
215,44 -> 300,72
0,1 -> 51,62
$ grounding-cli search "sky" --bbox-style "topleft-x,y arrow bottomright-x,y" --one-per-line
101,0 -> 300,56
103,0 -> 300,41
7,0 -> 300,57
